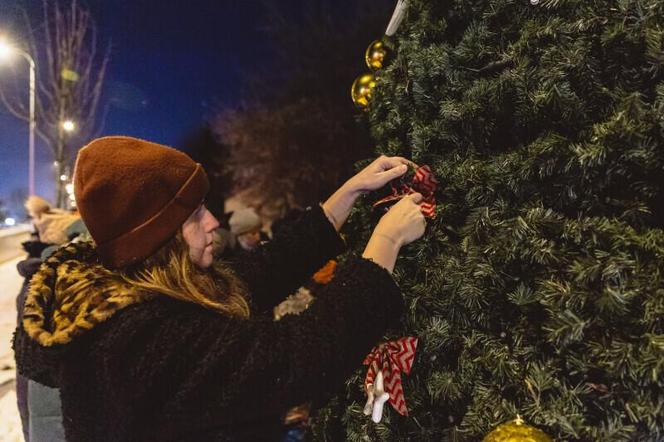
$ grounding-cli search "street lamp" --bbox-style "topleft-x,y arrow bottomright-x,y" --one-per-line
0,37 -> 36,196
62,119 -> 75,132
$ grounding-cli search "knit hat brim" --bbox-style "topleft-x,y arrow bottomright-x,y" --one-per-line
96,164 -> 209,268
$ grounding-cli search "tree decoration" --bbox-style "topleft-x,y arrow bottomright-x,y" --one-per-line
363,370 -> 390,423
362,337 -> 418,422
365,39 -> 390,70
351,73 -> 377,110
373,164 -> 438,217
482,416 -> 553,442
385,0 -> 409,36
351,0 -> 408,109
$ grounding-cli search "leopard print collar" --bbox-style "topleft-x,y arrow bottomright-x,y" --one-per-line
22,241 -> 155,347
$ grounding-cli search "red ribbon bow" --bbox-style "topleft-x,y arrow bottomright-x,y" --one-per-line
373,165 -> 438,217
363,337 -> 418,416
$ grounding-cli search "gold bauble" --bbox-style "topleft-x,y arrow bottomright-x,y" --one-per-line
482,417 -> 553,442
351,73 -> 377,110
365,39 -> 389,70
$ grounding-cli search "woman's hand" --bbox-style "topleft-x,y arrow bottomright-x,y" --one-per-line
322,155 -> 414,231
375,193 -> 426,247
345,155 -> 413,196
362,193 -> 426,273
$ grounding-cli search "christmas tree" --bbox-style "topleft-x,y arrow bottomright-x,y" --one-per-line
312,0 -> 664,440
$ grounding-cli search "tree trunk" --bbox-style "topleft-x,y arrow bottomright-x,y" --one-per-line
54,129 -> 66,208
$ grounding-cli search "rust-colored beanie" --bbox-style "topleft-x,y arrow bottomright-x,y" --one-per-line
73,136 -> 209,268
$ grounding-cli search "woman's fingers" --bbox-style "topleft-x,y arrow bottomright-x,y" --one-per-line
376,155 -> 417,171
408,192 -> 424,204
378,164 -> 407,180
397,157 -> 418,169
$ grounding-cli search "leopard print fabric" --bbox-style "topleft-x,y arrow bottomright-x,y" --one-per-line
22,241 -> 155,347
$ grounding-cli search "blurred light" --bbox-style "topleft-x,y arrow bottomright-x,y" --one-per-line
60,174 -> 68,181
65,183 -> 74,194
62,120 -> 75,132
0,38 -> 13,60
4,217 -> 16,226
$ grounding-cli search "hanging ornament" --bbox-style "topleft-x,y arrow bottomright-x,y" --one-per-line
385,0 -> 409,36
365,40 -> 390,70
362,337 -> 418,422
351,1 -> 409,110
530,0 -> 540,4
482,416 -> 553,442
363,370 -> 390,423
351,73 -> 377,110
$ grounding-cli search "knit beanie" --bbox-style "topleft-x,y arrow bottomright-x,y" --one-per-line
73,136 -> 209,268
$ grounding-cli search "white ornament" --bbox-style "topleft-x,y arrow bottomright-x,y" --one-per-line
386,0 -> 409,36
363,384 -> 376,416
530,0 -> 540,4
363,370 -> 391,423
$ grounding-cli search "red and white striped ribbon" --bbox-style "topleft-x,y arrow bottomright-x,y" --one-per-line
363,337 -> 418,416
373,165 -> 439,218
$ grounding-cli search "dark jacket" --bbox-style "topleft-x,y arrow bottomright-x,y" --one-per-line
15,256 -> 45,442
14,206 -> 403,441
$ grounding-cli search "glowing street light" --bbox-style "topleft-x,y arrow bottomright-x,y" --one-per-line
0,36 -> 36,196
62,119 -> 75,132
0,39 -> 12,58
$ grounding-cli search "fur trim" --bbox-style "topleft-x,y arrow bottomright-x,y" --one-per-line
22,241 -> 155,347
33,211 -> 80,244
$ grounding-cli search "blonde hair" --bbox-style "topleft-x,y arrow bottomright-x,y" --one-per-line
120,232 -> 250,318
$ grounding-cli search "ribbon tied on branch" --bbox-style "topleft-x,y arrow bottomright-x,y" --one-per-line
363,337 -> 418,422
373,165 -> 438,218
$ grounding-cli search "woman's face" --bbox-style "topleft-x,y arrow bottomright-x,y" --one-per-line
182,204 -> 220,269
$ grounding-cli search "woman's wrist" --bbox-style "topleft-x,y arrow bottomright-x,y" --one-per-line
340,177 -> 365,199
321,181 -> 361,231
362,231 -> 401,273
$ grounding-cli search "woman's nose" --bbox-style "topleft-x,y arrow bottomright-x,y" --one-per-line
207,213 -> 220,231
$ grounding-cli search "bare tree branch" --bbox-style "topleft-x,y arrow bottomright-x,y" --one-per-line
0,0 -> 110,207
0,83 -> 28,120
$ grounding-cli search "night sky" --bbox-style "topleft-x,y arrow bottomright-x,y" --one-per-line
0,0 -> 274,217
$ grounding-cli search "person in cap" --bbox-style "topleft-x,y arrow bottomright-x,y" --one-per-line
24,195 -> 80,245
229,207 -> 264,251
14,136 -> 426,441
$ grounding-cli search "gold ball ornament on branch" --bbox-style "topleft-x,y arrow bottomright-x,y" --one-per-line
365,39 -> 390,70
351,73 -> 377,111
482,416 -> 553,442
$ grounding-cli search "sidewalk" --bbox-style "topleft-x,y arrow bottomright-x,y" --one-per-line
0,254 -> 27,442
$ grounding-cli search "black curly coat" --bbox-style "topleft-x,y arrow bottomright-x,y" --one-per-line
14,206 -> 403,441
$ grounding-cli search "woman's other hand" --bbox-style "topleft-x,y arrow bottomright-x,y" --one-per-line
375,193 -> 426,247
345,155 -> 413,195
362,193 -> 426,273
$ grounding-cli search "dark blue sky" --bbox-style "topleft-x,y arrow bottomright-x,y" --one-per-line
0,0 -> 273,217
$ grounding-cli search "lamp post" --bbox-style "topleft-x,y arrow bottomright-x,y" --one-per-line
0,38 -> 36,196
58,119 -> 76,208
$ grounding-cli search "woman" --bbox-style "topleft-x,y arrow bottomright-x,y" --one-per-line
14,136 -> 425,441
